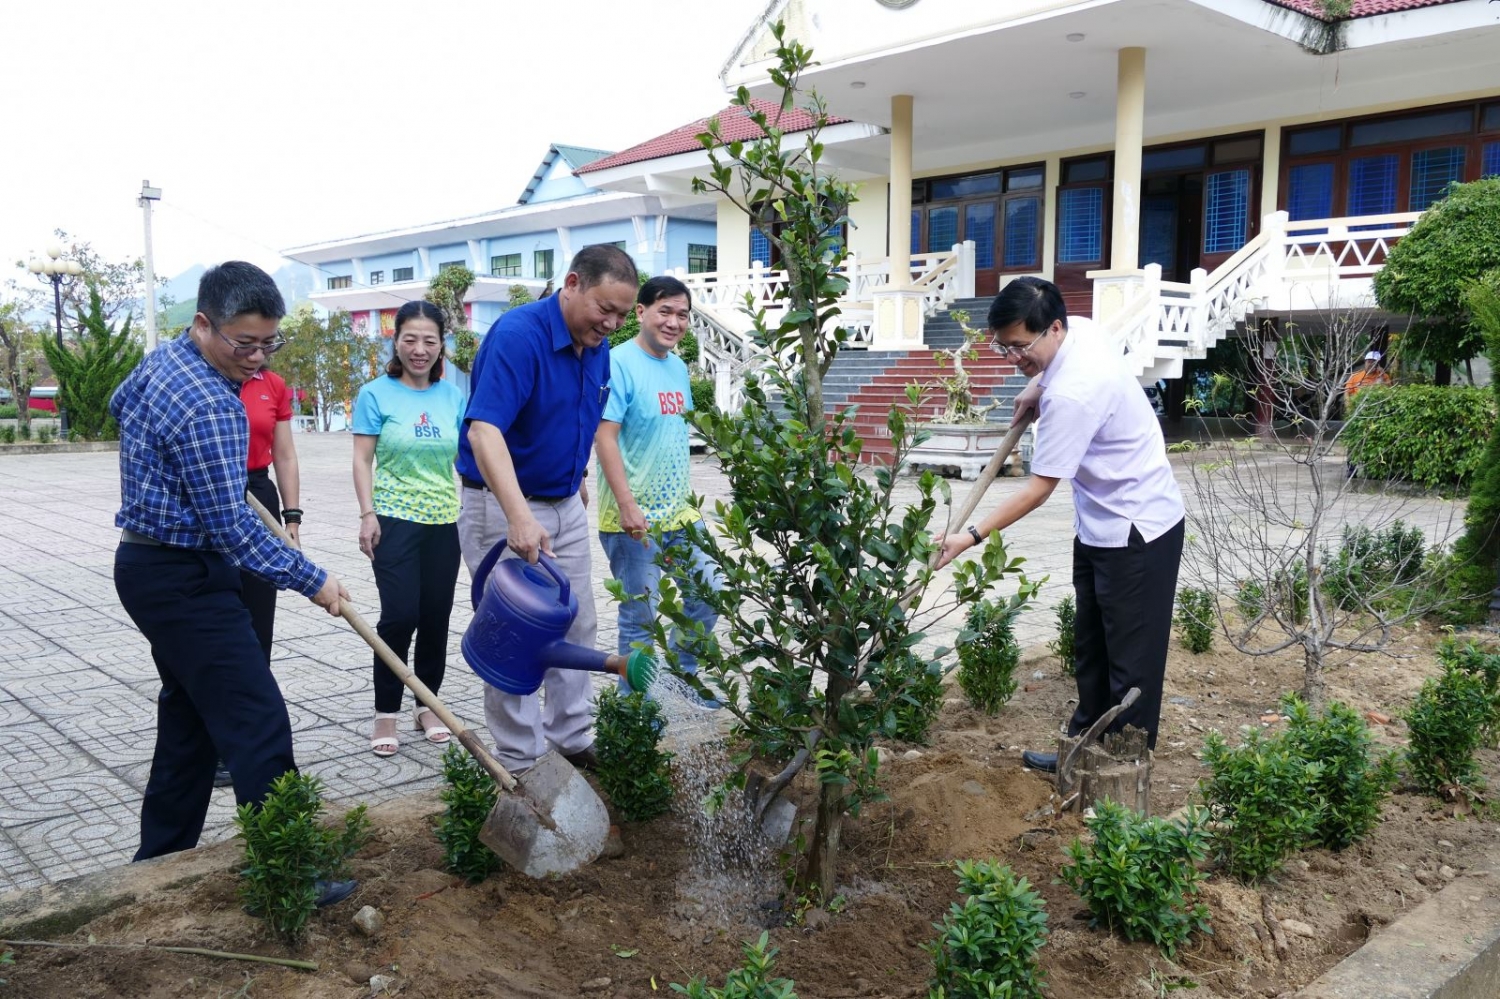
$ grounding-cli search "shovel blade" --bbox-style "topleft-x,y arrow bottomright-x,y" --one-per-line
480,751 -> 610,878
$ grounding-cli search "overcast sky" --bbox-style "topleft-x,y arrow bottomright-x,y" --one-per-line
2,0 -> 768,284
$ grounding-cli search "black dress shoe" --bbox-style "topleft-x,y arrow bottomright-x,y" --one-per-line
563,745 -> 600,771
1021,750 -> 1058,773
213,762 -> 233,788
314,878 -> 358,908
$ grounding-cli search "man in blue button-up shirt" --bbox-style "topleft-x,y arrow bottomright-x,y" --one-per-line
457,244 -> 638,774
112,261 -> 349,861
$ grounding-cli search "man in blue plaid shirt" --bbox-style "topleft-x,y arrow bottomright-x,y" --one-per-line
112,261 -> 348,864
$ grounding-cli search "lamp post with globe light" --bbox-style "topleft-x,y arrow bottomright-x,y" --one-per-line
27,245 -> 83,437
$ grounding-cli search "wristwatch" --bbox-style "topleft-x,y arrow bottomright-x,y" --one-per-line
967,525 -> 982,545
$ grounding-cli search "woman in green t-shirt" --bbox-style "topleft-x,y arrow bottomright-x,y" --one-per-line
352,301 -> 465,757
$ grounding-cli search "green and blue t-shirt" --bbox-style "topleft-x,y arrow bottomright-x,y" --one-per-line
597,339 -> 698,534
352,376 -> 464,525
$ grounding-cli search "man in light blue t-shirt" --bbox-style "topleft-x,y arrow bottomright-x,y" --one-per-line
595,276 -> 721,697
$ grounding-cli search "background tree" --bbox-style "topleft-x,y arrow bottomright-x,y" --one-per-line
1444,271 -> 1500,622
426,265 -> 476,372
1182,304 -> 1467,708
0,303 -> 47,435
13,229 -> 173,332
39,282 -> 142,440
643,24 -> 1020,901
1373,177 -> 1500,383
275,305 -> 380,431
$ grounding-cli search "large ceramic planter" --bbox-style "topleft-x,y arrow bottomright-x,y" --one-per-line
907,422 -> 1025,481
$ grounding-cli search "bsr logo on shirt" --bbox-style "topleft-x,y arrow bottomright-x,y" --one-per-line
413,412 -> 442,439
658,391 -> 686,416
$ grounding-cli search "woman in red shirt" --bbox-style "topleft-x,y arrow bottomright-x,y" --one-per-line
240,367 -> 302,661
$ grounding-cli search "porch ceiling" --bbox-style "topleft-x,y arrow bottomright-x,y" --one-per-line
740,0 -> 1499,172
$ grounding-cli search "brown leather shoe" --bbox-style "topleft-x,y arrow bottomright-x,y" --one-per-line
563,745 -> 599,771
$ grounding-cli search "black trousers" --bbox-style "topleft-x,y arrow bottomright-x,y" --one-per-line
1068,518 -> 1185,750
371,516 -> 462,714
240,468 -> 282,665
115,543 -> 296,860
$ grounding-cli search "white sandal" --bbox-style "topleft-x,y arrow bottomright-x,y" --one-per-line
413,703 -> 451,744
371,712 -> 401,757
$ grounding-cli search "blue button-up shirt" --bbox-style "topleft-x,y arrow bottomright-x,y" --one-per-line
457,294 -> 611,497
111,333 -> 326,596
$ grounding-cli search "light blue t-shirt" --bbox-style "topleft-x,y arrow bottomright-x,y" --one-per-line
351,376 -> 465,525
597,339 -> 697,533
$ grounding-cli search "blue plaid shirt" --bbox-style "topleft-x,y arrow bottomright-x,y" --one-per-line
111,333 -> 326,596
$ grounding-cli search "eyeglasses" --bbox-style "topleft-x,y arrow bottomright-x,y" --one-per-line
208,317 -> 286,356
990,330 -> 1047,359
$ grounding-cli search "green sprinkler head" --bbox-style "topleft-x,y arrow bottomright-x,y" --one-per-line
624,649 -> 659,693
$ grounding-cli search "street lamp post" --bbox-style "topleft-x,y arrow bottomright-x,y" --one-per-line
27,245 -> 83,437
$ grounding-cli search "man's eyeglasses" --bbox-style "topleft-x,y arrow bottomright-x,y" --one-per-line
990,330 -> 1045,359
208,317 -> 286,356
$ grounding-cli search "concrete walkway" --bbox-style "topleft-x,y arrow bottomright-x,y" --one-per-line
0,433 -> 1465,895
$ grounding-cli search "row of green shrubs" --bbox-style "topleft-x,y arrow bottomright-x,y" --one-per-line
0,404 -> 54,419
0,423 -> 57,444
1343,385 -> 1495,491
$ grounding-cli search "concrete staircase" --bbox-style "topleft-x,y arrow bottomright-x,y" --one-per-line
823,298 -> 1028,465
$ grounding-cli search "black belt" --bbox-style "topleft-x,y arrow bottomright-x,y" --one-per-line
247,466 -> 271,478
460,475 -> 570,503
121,528 -> 164,547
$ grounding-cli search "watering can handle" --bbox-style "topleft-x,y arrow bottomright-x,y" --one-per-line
469,536 -> 572,611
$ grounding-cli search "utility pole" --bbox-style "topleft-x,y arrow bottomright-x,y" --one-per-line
139,180 -> 162,351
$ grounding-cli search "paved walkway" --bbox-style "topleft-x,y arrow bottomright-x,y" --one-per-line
0,433 -> 1465,895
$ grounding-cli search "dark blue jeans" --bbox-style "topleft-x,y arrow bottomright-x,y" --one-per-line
600,523 -> 722,686
115,543 -> 297,860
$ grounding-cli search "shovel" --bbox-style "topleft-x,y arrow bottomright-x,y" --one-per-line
246,495 -> 610,878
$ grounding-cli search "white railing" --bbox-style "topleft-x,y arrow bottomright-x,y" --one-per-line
1099,210 -> 1420,381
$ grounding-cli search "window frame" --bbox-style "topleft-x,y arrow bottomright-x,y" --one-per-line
490,253 -> 522,278
368,270 -> 384,286
326,275 -> 352,290
392,266 -> 414,282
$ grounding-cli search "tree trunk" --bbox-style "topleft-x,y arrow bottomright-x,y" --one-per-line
804,778 -> 844,901
1303,642 -> 1326,712
1435,361 -> 1452,387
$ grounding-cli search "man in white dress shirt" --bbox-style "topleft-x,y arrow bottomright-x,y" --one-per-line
938,276 -> 1185,772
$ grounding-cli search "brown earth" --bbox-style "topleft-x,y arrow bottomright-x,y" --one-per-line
6,621 -> 1500,999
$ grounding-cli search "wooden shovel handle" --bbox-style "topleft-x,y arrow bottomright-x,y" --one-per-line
246,494 -> 517,792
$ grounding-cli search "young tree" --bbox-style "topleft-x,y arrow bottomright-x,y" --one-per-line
39,282 -> 143,440
1444,272 -> 1500,622
1181,304 -> 1466,708
641,24 -> 1023,900
275,305 -> 380,431
0,303 -> 47,435
15,230 -> 173,332
426,265 -> 475,372
1373,177 -> 1500,383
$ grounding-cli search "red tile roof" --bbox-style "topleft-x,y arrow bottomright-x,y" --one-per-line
1266,0 -> 1459,19
575,98 -> 852,174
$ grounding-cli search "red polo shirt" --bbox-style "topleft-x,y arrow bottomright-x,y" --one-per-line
240,370 -> 292,471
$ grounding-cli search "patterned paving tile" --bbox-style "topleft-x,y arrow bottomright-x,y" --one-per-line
30,680 -> 158,741
1,667 -> 124,703
0,633 -> 66,661
12,807 -> 140,881
0,830 -> 46,894
0,740 -> 139,828
13,608 -> 122,641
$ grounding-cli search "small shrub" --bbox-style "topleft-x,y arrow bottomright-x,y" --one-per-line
1199,729 -> 1321,884
671,931 -> 797,998
1405,660 -> 1493,798
1279,695 -> 1398,851
437,745 -> 501,883
957,599 -> 1023,715
1322,522 -> 1430,611
19,422 -> 32,441
690,374 -> 716,416
1174,587 -> 1215,654
595,687 -> 674,822
1048,595 -> 1076,676
0,426 -> 13,445
1438,638 -> 1500,746
1344,385 -> 1494,491
873,648 -> 945,743
35,426 -> 53,445
1058,800 -> 1211,959
1235,578 -> 1265,622
1271,560 -> 1309,625
925,859 -> 1048,999
235,771 -> 369,942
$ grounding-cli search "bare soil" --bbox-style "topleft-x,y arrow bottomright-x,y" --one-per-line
7,622 -> 1500,999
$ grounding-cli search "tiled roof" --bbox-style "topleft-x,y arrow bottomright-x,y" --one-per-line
1265,0 -> 1459,19
576,99 -> 852,174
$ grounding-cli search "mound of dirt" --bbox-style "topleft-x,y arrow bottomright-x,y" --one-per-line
5,625 -> 1499,998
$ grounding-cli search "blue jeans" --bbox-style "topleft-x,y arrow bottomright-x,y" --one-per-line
600,522 -> 722,689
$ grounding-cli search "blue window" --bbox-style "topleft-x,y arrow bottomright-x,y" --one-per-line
1003,196 -> 1040,269
964,203 -> 996,269
1204,169 -> 1251,254
749,227 -> 771,267
1287,163 -> 1335,221
1347,154 -> 1398,216
926,206 -> 959,254
1410,147 -> 1467,211
910,209 -> 921,255
1058,188 -> 1104,264
1486,142 -> 1500,179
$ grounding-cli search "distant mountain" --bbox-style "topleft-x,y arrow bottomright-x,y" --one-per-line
158,260 -> 318,334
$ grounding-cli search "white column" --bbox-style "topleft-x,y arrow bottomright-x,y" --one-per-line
1111,47 -> 1146,272
887,94 -> 914,289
